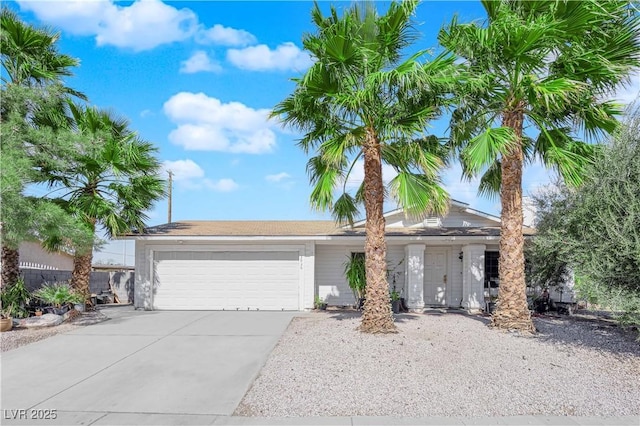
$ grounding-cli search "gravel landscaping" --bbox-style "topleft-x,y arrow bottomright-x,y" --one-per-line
236,310 -> 640,418
0,310 -> 108,352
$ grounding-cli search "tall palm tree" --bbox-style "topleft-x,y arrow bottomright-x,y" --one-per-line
273,1 -> 456,333
0,8 -> 85,287
43,103 -> 166,300
439,0 -> 640,331
1,7 -> 86,100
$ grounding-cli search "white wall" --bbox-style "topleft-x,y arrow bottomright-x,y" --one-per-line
19,241 -> 74,271
441,210 -> 498,228
385,209 -> 498,228
449,245 -> 463,307
315,244 -> 406,306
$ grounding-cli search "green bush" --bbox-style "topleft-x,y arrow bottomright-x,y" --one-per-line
34,282 -> 81,307
0,277 -> 31,318
528,107 -> 640,329
574,276 -> 640,328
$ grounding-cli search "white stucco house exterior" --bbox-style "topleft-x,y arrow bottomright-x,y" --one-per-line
129,200 -> 534,312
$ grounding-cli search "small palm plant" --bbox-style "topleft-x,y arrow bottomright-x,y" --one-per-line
344,253 -> 367,308
34,282 -> 77,309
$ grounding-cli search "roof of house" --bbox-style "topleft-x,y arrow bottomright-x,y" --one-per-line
138,221 -> 339,236
132,221 -> 535,238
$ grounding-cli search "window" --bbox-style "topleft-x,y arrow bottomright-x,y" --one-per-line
485,251 -> 499,287
352,252 -> 365,261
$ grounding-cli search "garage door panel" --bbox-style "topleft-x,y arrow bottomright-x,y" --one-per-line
153,250 -> 300,310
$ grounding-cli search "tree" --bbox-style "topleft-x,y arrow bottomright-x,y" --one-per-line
0,8 -> 86,287
42,103 -> 166,300
438,0 -> 640,331
529,106 -> 640,326
273,1 -> 456,333
0,85 -> 93,288
1,7 -> 86,99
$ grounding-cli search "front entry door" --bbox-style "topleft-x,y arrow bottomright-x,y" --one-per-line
424,250 -> 447,306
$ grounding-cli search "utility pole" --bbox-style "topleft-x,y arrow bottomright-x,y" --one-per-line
167,170 -> 173,224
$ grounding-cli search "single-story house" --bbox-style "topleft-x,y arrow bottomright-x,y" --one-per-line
129,200 -> 534,312
130,201 -> 533,311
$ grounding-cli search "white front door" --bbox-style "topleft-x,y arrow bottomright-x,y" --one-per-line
424,249 -> 447,306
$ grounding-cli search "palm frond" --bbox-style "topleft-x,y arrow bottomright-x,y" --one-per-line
477,160 -> 501,200
461,126 -> 517,177
388,171 -> 449,218
332,192 -> 360,226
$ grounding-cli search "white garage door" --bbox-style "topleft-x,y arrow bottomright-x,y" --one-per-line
153,250 -> 300,310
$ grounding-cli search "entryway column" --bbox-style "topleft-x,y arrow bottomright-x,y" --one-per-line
405,244 -> 425,310
461,244 -> 486,310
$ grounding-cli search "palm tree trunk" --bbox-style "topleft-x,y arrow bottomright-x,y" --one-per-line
71,220 -> 95,304
71,251 -> 93,302
1,245 -> 20,289
360,127 -> 396,334
492,106 -> 535,332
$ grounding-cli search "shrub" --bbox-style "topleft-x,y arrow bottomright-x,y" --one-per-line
34,282 -> 80,307
0,277 -> 31,318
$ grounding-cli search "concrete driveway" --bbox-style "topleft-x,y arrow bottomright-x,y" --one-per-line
1,307 -> 299,425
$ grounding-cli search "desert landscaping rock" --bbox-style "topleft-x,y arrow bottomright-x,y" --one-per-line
16,313 -> 64,328
236,311 -> 640,418
1,310 -> 108,352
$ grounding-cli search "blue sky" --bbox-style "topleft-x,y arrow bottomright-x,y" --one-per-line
10,0 -> 638,265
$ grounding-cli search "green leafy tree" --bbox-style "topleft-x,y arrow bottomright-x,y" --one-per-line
439,0 -> 640,331
273,1 -> 455,333
0,85 -> 92,288
524,180 -> 574,291
529,107 -> 640,326
42,103 -> 166,300
0,8 -> 87,287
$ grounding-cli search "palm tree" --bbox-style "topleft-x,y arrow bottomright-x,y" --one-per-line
273,1 -> 456,333
43,103 -> 166,300
438,0 -> 640,331
0,8 -> 85,287
1,85 -> 92,288
1,7 -> 86,100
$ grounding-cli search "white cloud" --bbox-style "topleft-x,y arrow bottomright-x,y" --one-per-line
227,42 -> 314,72
196,24 -> 256,46
442,163 -> 483,207
440,160 -> 555,216
163,92 -> 278,154
140,109 -> 154,118
18,0 -> 198,51
265,172 -> 291,183
162,159 -> 204,181
162,159 -> 238,192
523,160 -> 555,197
204,178 -> 239,192
180,51 -> 222,74
343,160 -> 398,190
614,72 -> 640,105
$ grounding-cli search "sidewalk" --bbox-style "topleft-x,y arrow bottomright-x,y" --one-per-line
1,412 -> 638,425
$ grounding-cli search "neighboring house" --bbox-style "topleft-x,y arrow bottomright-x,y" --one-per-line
18,241 -> 74,271
129,200 -> 534,312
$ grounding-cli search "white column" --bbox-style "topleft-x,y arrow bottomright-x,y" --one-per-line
302,242 -> 315,310
461,244 -> 486,310
405,244 -> 425,310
